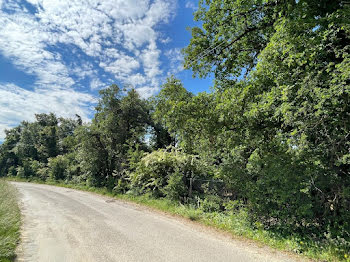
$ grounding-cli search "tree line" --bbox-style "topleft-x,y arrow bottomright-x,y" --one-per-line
1,0 -> 349,254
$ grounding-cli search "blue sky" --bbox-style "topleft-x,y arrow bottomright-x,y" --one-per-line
0,0 -> 213,140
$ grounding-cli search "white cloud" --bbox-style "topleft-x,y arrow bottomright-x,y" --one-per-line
0,83 -> 96,140
100,53 -> 140,76
160,37 -> 172,44
185,1 -> 197,11
0,0 -> 177,91
90,78 -> 105,90
0,14 -> 74,88
145,0 -> 176,25
141,43 -> 162,79
128,74 -> 147,87
121,23 -> 156,50
71,62 -> 96,81
136,86 -> 159,99
0,0 -> 179,137
165,48 -> 184,75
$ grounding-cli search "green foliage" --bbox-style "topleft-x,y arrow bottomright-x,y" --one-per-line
0,180 -> 20,262
0,128 -> 20,177
0,1 -> 349,259
183,0 -> 347,80
129,147 -> 182,196
48,155 -> 69,180
76,86 -> 151,189
129,147 -> 210,199
153,76 -> 193,150
163,170 -> 186,201
15,166 -> 25,178
36,166 -> 49,181
200,194 -> 222,213
179,0 -> 350,248
153,76 -> 220,154
7,166 -> 16,177
15,159 -> 37,178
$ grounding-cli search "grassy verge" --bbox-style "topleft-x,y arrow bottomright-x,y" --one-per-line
8,177 -> 350,262
0,180 -> 21,262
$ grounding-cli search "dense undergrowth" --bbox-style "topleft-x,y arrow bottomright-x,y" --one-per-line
9,177 -> 350,262
0,180 -> 20,262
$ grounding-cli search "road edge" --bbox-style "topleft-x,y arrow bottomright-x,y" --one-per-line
9,179 -> 313,262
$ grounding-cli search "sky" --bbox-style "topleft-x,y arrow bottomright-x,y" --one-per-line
0,0 -> 213,141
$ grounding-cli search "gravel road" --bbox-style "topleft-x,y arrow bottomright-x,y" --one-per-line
13,182 -> 304,262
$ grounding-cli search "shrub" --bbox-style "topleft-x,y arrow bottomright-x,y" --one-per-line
48,155 -> 69,180
163,169 -> 186,201
129,146 -> 211,200
37,167 -> 49,181
16,166 -> 25,178
7,166 -> 16,177
16,158 -> 38,178
200,194 -> 222,213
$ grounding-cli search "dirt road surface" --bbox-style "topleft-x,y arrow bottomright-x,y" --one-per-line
13,182 -> 305,262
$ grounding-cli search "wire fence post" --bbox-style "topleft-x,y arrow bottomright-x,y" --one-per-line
189,177 -> 193,198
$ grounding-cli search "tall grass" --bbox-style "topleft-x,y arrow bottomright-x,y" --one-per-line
0,180 -> 21,262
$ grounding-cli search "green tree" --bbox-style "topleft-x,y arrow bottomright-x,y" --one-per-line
0,127 -> 21,176
153,76 -> 195,151
77,85 -> 151,188
183,0 -> 347,80
35,113 -> 59,161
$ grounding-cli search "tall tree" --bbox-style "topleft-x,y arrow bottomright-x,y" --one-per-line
182,0 -> 350,232
77,85 -> 151,188
184,0 -> 348,80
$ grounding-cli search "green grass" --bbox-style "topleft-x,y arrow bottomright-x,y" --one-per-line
0,180 -> 21,262
8,177 -> 350,262
113,194 -> 350,262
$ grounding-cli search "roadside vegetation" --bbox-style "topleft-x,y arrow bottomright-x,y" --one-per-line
10,175 -> 349,262
0,180 -> 21,262
1,1 -> 349,261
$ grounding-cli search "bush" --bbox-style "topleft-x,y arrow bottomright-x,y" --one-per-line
63,153 -> 80,181
200,194 -> 222,213
16,158 -> 38,178
224,200 -> 245,214
221,145 -> 316,229
163,169 -> 186,201
37,167 -> 49,181
16,166 -> 25,178
48,155 -> 69,180
7,166 -> 16,177
129,146 -> 211,200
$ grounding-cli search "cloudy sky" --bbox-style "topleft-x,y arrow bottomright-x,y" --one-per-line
0,0 -> 212,141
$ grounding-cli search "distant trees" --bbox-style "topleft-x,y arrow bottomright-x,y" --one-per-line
0,85 -> 176,189
0,113 -> 81,179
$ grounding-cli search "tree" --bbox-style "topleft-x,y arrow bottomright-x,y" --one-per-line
35,113 -> 59,161
184,0 -> 348,80
181,0 -> 350,234
153,76 -> 194,151
0,127 -> 21,176
77,85 -> 151,188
